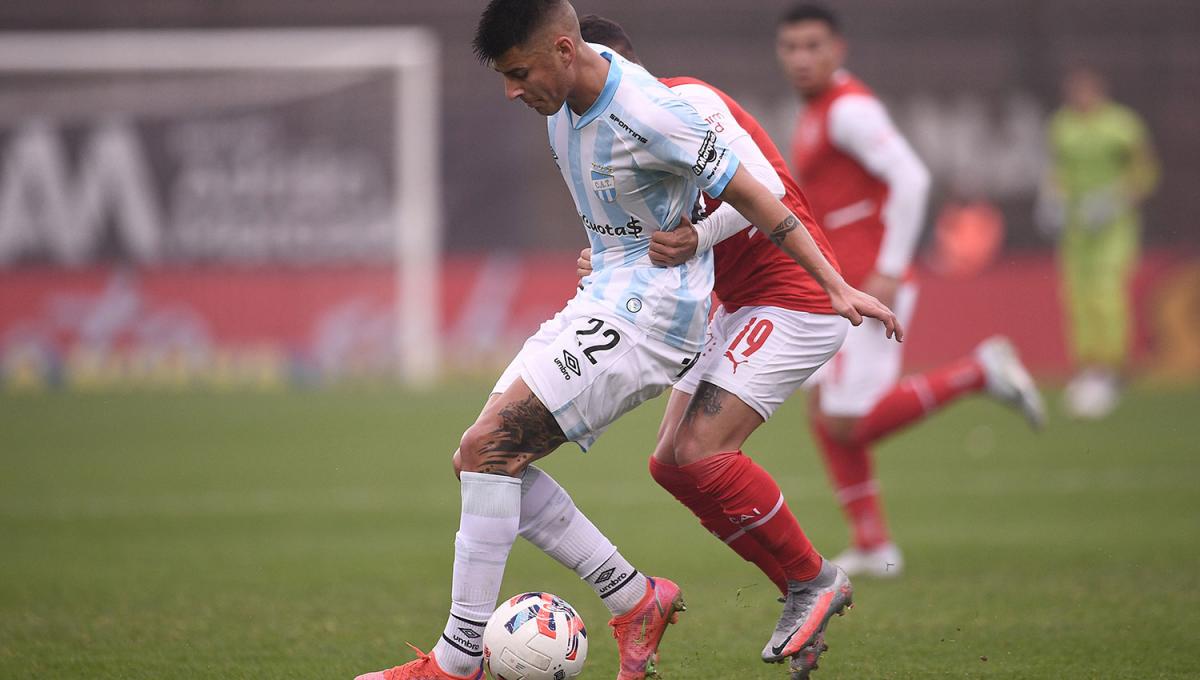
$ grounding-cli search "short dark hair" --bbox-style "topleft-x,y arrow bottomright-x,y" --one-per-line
473,0 -> 569,64
578,15 -> 639,63
779,3 -> 841,34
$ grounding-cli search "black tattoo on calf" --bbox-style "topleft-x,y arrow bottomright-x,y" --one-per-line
682,381 -> 727,425
769,214 -> 800,246
475,394 -> 567,475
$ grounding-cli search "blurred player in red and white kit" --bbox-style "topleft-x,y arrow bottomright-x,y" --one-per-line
778,3 -> 1046,577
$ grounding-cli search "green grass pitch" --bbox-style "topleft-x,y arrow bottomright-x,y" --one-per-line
2,383 -> 1198,679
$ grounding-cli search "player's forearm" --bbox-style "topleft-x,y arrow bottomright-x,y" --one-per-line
1126,143 -> 1161,202
692,109 -> 784,254
694,203 -> 752,253
874,156 -> 931,277
771,215 -> 844,292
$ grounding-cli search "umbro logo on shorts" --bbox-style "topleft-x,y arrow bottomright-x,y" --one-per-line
554,350 -> 582,380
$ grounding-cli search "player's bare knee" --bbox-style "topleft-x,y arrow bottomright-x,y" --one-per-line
672,424 -> 722,467
817,413 -> 859,446
456,418 -> 539,477
651,429 -> 678,466
456,422 -> 495,474
651,440 -> 676,467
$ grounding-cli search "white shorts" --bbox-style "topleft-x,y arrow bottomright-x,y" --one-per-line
493,297 -> 703,451
810,282 -> 918,416
674,305 -> 848,421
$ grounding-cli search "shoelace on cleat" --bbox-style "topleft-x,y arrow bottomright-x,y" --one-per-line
777,586 -> 817,635
612,611 -> 651,646
404,642 -> 429,658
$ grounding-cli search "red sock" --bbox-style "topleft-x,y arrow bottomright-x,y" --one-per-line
679,451 -> 821,582
852,357 -> 986,445
812,417 -> 890,549
649,456 -> 788,594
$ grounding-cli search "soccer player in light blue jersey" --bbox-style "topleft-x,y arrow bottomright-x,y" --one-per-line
356,3 -> 900,680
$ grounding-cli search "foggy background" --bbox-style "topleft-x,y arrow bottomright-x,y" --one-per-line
3,0 -> 1195,253
1,0 -> 1196,386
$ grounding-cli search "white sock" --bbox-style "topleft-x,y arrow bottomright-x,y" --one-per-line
585,550 -> 647,616
519,466 -> 648,616
433,471 -> 521,678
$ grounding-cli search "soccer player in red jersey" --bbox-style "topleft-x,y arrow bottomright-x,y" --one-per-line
778,3 -> 1045,577
360,3 -> 900,680
577,16 -> 888,677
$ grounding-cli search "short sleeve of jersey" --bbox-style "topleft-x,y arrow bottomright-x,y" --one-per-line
637,97 -> 741,198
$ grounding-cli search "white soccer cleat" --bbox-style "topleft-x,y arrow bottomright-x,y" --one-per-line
830,543 -> 904,579
1064,370 -> 1120,420
976,336 -> 1047,430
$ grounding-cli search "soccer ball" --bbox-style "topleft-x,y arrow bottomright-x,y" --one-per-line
483,592 -> 588,680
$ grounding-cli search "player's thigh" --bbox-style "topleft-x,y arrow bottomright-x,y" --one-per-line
652,388 -> 695,466
671,304 -> 732,406
704,305 -> 848,423
661,306 -> 733,463
519,312 -> 697,452
815,284 -> 917,417
491,307 -> 575,397
672,382 -> 765,465
454,391 -> 502,474
1095,218 -> 1140,274
459,377 -> 564,476
675,306 -> 849,462
458,309 -> 577,476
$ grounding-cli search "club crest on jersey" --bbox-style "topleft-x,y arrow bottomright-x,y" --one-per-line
591,169 -> 618,203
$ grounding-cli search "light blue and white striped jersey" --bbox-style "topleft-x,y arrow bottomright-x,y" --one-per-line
548,45 -> 740,352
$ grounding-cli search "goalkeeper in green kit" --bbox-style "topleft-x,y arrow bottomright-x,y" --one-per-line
1038,66 -> 1160,419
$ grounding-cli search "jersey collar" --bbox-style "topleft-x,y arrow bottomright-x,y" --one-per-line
571,50 -> 621,130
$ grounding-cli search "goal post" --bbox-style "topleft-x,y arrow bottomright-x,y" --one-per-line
0,29 -> 443,386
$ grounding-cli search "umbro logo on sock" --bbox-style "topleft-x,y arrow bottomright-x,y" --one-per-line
458,628 -> 481,639
595,568 -> 616,583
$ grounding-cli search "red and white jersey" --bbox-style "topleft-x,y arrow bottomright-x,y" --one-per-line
660,76 -> 839,315
791,71 -> 930,288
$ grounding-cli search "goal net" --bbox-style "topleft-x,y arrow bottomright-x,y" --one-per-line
0,29 -> 442,388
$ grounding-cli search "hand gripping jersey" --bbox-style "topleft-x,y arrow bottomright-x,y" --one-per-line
660,76 -> 839,315
791,72 -> 926,288
552,47 -> 740,352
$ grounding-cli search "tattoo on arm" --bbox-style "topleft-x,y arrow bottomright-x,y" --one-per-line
474,394 -> 566,475
682,381 -> 727,425
769,214 -> 800,247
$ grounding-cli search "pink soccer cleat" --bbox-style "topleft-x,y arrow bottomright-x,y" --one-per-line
354,644 -> 483,680
608,576 -> 687,680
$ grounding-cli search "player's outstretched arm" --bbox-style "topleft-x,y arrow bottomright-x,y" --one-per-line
1127,136 -> 1160,203
829,95 -> 930,308
718,165 -> 903,341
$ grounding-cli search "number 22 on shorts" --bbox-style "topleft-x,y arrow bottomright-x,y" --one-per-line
576,318 -> 621,365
